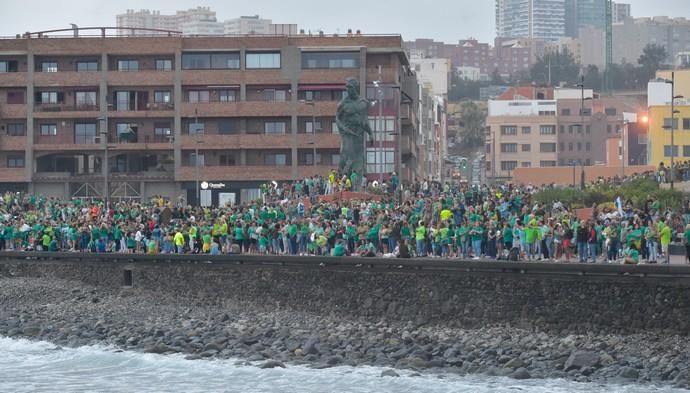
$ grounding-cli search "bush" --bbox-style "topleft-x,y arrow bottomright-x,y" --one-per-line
531,178 -> 684,211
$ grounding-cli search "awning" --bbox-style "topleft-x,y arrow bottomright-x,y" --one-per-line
298,84 -> 345,91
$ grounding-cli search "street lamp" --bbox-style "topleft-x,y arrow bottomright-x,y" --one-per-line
664,72 -> 684,190
373,66 -> 384,184
576,75 -> 593,189
299,100 -> 318,169
97,115 -> 109,205
193,108 -> 203,205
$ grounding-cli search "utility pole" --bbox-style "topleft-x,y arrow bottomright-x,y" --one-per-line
578,75 -> 586,189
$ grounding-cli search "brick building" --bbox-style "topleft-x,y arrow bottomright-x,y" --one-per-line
0,30 -> 419,204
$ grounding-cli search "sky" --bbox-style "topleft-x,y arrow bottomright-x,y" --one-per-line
1,0 -> 689,43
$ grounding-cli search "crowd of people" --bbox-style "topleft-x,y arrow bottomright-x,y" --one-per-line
0,171 -> 689,265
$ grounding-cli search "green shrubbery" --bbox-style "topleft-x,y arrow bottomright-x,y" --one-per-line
531,178 -> 685,210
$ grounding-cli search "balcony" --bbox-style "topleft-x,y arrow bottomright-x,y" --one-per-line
106,70 -> 174,86
180,133 -> 293,150
34,71 -> 100,87
0,103 -> 27,118
300,69 -> 359,84
33,103 -> 100,119
0,72 -> 27,87
175,165 -> 334,182
181,69 -> 288,86
108,103 -> 175,118
0,136 -> 26,150
0,168 -> 27,182
296,133 -> 340,148
33,170 -> 174,182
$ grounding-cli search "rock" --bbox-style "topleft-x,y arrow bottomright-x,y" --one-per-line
327,356 -> 344,365
294,348 -> 304,357
380,369 -> 400,378
259,360 -> 286,369
564,351 -> 600,371
303,337 -> 320,355
401,357 -> 430,369
143,344 -> 170,354
22,326 -> 41,337
504,357 -> 526,370
618,367 -> 640,380
510,368 -> 532,380
203,342 -> 223,352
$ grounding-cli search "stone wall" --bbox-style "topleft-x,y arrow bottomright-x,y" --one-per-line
2,255 -> 689,335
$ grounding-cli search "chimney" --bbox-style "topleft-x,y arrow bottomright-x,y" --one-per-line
299,29 -> 305,35
356,30 -> 361,35
347,29 -> 353,37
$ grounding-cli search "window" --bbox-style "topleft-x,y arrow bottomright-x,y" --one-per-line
115,91 -> 131,111
0,60 -> 18,72
568,143 -> 573,151
664,118 -> 679,130
181,53 -> 240,70
7,154 -> 24,168
366,149 -> 395,173
520,144 -> 531,152
559,125 -> 564,134
261,89 -> 288,102
190,153 -> 205,167
37,91 -> 60,104
500,161 -> 517,171
605,108 -> 617,116
219,119 -> 240,135
304,91 -> 321,101
368,117 -> 396,141
540,143 -> 556,153
521,126 -> 531,134
638,134 -> 647,145
74,123 -> 97,144
188,122 -> 205,135
332,121 -> 339,134
500,126 -> 517,135
41,62 -> 58,72
684,146 -> 690,157
586,125 -> 590,133
580,108 -> 592,116
40,124 -> 57,136
76,61 -> 98,72
304,153 -> 322,165
246,52 -> 281,69
586,142 -> 591,151
155,59 -> 172,71
188,90 -> 210,103
306,120 -> 322,133
539,125 -> 556,135
154,91 -> 171,104
264,121 -> 286,135
538,110 -> 556,116
117,60 -> 139,72
75,91 -> 96,108
7,91 -> 24,104
500,143 -> 518,153
154,123 -> 172,142
683,118 -> 690,130
302,52 -> 359,68
521,162 -> 531,168
664,145 -> 679,157
540,160 -> 557,167
219,154 -> 236,166
7,123 -> 25,136
265,153 -> 287,166
561,108 -> 571,116
219,90 -> 237,102
568,125 -> 574,133
577,142 -> 582,151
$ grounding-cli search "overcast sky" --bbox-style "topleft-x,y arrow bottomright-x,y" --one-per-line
1,0 -> 688,43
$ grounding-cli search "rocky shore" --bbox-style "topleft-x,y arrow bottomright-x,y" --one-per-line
1,276 -> 688,389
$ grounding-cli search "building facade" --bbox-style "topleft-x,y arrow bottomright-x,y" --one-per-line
496,0 -> 567,42
0,33 -> 419,204
612,2 -> 632,24
613,17 -> 690,65
647,70 -> 690,168
117,7 -> 220,35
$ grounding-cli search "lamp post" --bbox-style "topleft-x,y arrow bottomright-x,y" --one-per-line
576,76 -> 593,189
300,100 -> 318,169
193,108 -> 203,206
664,72 -> 684,190
373,68 -> 384,184
621,120 -> 627,179
97,115 -> 109,205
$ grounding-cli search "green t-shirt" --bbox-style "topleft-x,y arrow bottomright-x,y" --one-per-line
415,226 -> 426,241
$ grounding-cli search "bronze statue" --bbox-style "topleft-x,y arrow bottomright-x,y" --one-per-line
336,77 -> 373,176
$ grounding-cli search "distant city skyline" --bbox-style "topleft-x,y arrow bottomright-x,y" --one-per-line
1,0 -> 689,43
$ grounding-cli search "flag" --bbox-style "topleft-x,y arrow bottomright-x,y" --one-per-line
616,196 -> 624,217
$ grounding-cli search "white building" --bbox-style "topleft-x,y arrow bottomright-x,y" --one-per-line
496,0 -> 567,41
612,2 -> 632,24
116,7 -> 218,35
224,15 -> 272,35
455,66 -> 482,82
410,57 -> 449,96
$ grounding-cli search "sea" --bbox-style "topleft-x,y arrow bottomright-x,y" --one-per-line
0,336 -> 684,393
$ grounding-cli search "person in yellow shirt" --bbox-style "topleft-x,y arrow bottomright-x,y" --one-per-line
174,230 -> 185,254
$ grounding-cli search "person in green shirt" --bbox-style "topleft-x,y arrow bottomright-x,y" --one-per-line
624,246 -> 639,264
469,221 -> 484,259
415,222 -> 426,257
659,220 -> 672,264
41,233 -> 51,251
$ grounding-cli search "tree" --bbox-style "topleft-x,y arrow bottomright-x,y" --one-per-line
448,73 -> 483,101
583,65 -> 602,90
637,44 -> 668,84
530,47 -> 581,87
457,101 -> 486,148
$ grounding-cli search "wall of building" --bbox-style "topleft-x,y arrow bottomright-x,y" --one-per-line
2,256 -> 689,334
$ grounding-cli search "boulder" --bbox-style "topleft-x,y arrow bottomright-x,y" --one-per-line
259,360 -> 286,369
618,367 -> 640,380
510,368 -> 532,380
380,369 -> 400,378
564,351 -> 600,371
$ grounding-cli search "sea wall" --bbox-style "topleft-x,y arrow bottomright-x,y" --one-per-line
2,253 -> 689,335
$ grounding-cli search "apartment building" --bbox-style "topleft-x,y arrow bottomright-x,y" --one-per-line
614,17 -> 690,64
487,100 -> 559,179
0,32 -> 419,205
647,70 -> 690,168
117,7 -> 219,35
